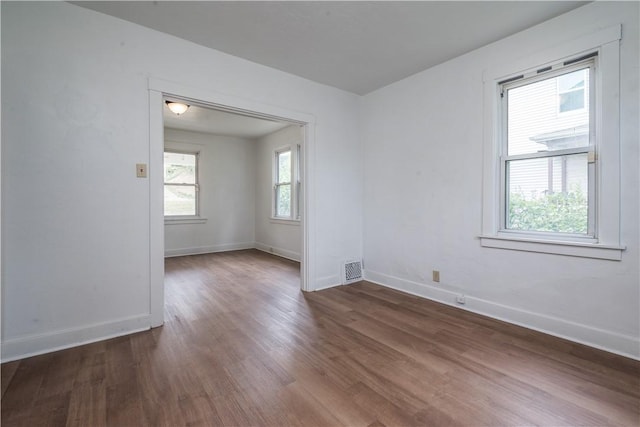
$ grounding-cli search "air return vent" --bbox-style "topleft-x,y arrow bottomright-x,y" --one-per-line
342,260 -> 363,284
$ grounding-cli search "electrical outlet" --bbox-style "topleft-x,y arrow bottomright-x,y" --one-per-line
456,294 -> 466,305
432,270 -> 440,282
136,163 -> 147,178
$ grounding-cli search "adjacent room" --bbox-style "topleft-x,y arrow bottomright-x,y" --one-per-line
162,101 -> 303,264
2,1 -> 638,426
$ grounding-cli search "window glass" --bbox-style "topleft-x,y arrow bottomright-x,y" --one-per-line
507,154 -> 588,233
164,185 -> 196,216
558,70 -> 586,113
504,64 -> 592,235
275,149 -> 292,218
276,184 -> 291,217
164,151 -> 197,217
507,68 -> 590,156
277,151 -> 291,183
164,152 -> 196,184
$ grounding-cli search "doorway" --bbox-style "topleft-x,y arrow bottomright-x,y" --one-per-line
148,80 -> 315,327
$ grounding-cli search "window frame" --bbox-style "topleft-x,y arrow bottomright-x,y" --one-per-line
295,144 -> 301,221
480,25 -> 624,260
269,143 -> 302,225
163,149 -> 201,221
274,147 -> 292,219
499,60 -> 596,240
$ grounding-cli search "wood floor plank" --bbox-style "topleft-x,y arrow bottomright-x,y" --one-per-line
1,360 -> 20,399
348,381 -> 420,427
1,354 -> 52,423
287,363 -> 376,427
65,380 -> 107,427
2,249 -> 639,426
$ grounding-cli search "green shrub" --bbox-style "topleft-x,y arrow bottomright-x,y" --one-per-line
508,188 -> 588,234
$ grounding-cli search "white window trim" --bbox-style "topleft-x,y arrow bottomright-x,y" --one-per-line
270,217 -> 300,226
295,143 -> 302,221
163,149 -> 204,222
165,217 -> 207,225
480,24 -> 625,260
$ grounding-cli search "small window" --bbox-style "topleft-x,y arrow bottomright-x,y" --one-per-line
273,145 -> 301,221
274,149 -> 292,218
164,151 -> 198,217
502,61 -> 594,236
557,69 -> 587,113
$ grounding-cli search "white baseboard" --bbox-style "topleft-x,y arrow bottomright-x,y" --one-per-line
364,269 -> 640,360
165,242 -> 255,258
314,275 -> 342,291
255,242 -> 301,262
1,314 -> 151,363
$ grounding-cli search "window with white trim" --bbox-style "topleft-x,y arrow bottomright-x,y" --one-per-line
501,58 -> 594,237
164,151 -> 199,217
273,145 -> 301,220
480,25 -> 624,260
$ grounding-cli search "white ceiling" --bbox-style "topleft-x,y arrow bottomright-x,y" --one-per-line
163,101 -> 291,138
74,1 -> 587,95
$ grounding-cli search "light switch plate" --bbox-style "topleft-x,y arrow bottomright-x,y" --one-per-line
136,163 -> 147,178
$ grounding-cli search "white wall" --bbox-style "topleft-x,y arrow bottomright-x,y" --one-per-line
165,126 -> 304,261
361,1 -> 639,358
254,125 -> 303,261
164,128 -> 256,257
1,2 -> 362,361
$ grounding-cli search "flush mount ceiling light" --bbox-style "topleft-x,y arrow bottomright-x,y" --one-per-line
165,101 -> 190,115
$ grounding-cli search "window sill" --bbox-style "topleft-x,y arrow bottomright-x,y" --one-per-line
165,217 -> 208,225
270,217 -> 301,226
479,234 -> 625,261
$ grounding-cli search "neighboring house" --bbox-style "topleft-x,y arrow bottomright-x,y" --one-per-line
508,68 -> 590,199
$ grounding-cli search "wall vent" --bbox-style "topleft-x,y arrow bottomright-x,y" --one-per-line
342,260 -> 363,284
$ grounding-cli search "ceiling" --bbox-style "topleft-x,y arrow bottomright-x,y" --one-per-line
74,1 -> 588,95
163,101 -> 291,138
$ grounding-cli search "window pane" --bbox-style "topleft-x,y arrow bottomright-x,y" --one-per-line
559,89 -> 584,113
558,70 -> 585,92
507,68 -> 589,156
164,152 -> 196,184
507,153 -> 588,234
276,184 -> 291,217
277,151 -> 291,183
164,185 -> 196,216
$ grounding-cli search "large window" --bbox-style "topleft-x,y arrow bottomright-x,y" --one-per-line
501,61 -> 594,236
480,25 -> 623,260
273,145 -> 301,220
164,151 -> 198,217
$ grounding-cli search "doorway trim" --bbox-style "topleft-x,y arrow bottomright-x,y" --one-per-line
148,77 -> 316,327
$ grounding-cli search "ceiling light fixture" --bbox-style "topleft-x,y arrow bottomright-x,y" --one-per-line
165,101 -> 190,115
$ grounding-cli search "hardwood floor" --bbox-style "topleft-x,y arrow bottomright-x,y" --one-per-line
2,249 -> 639,426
